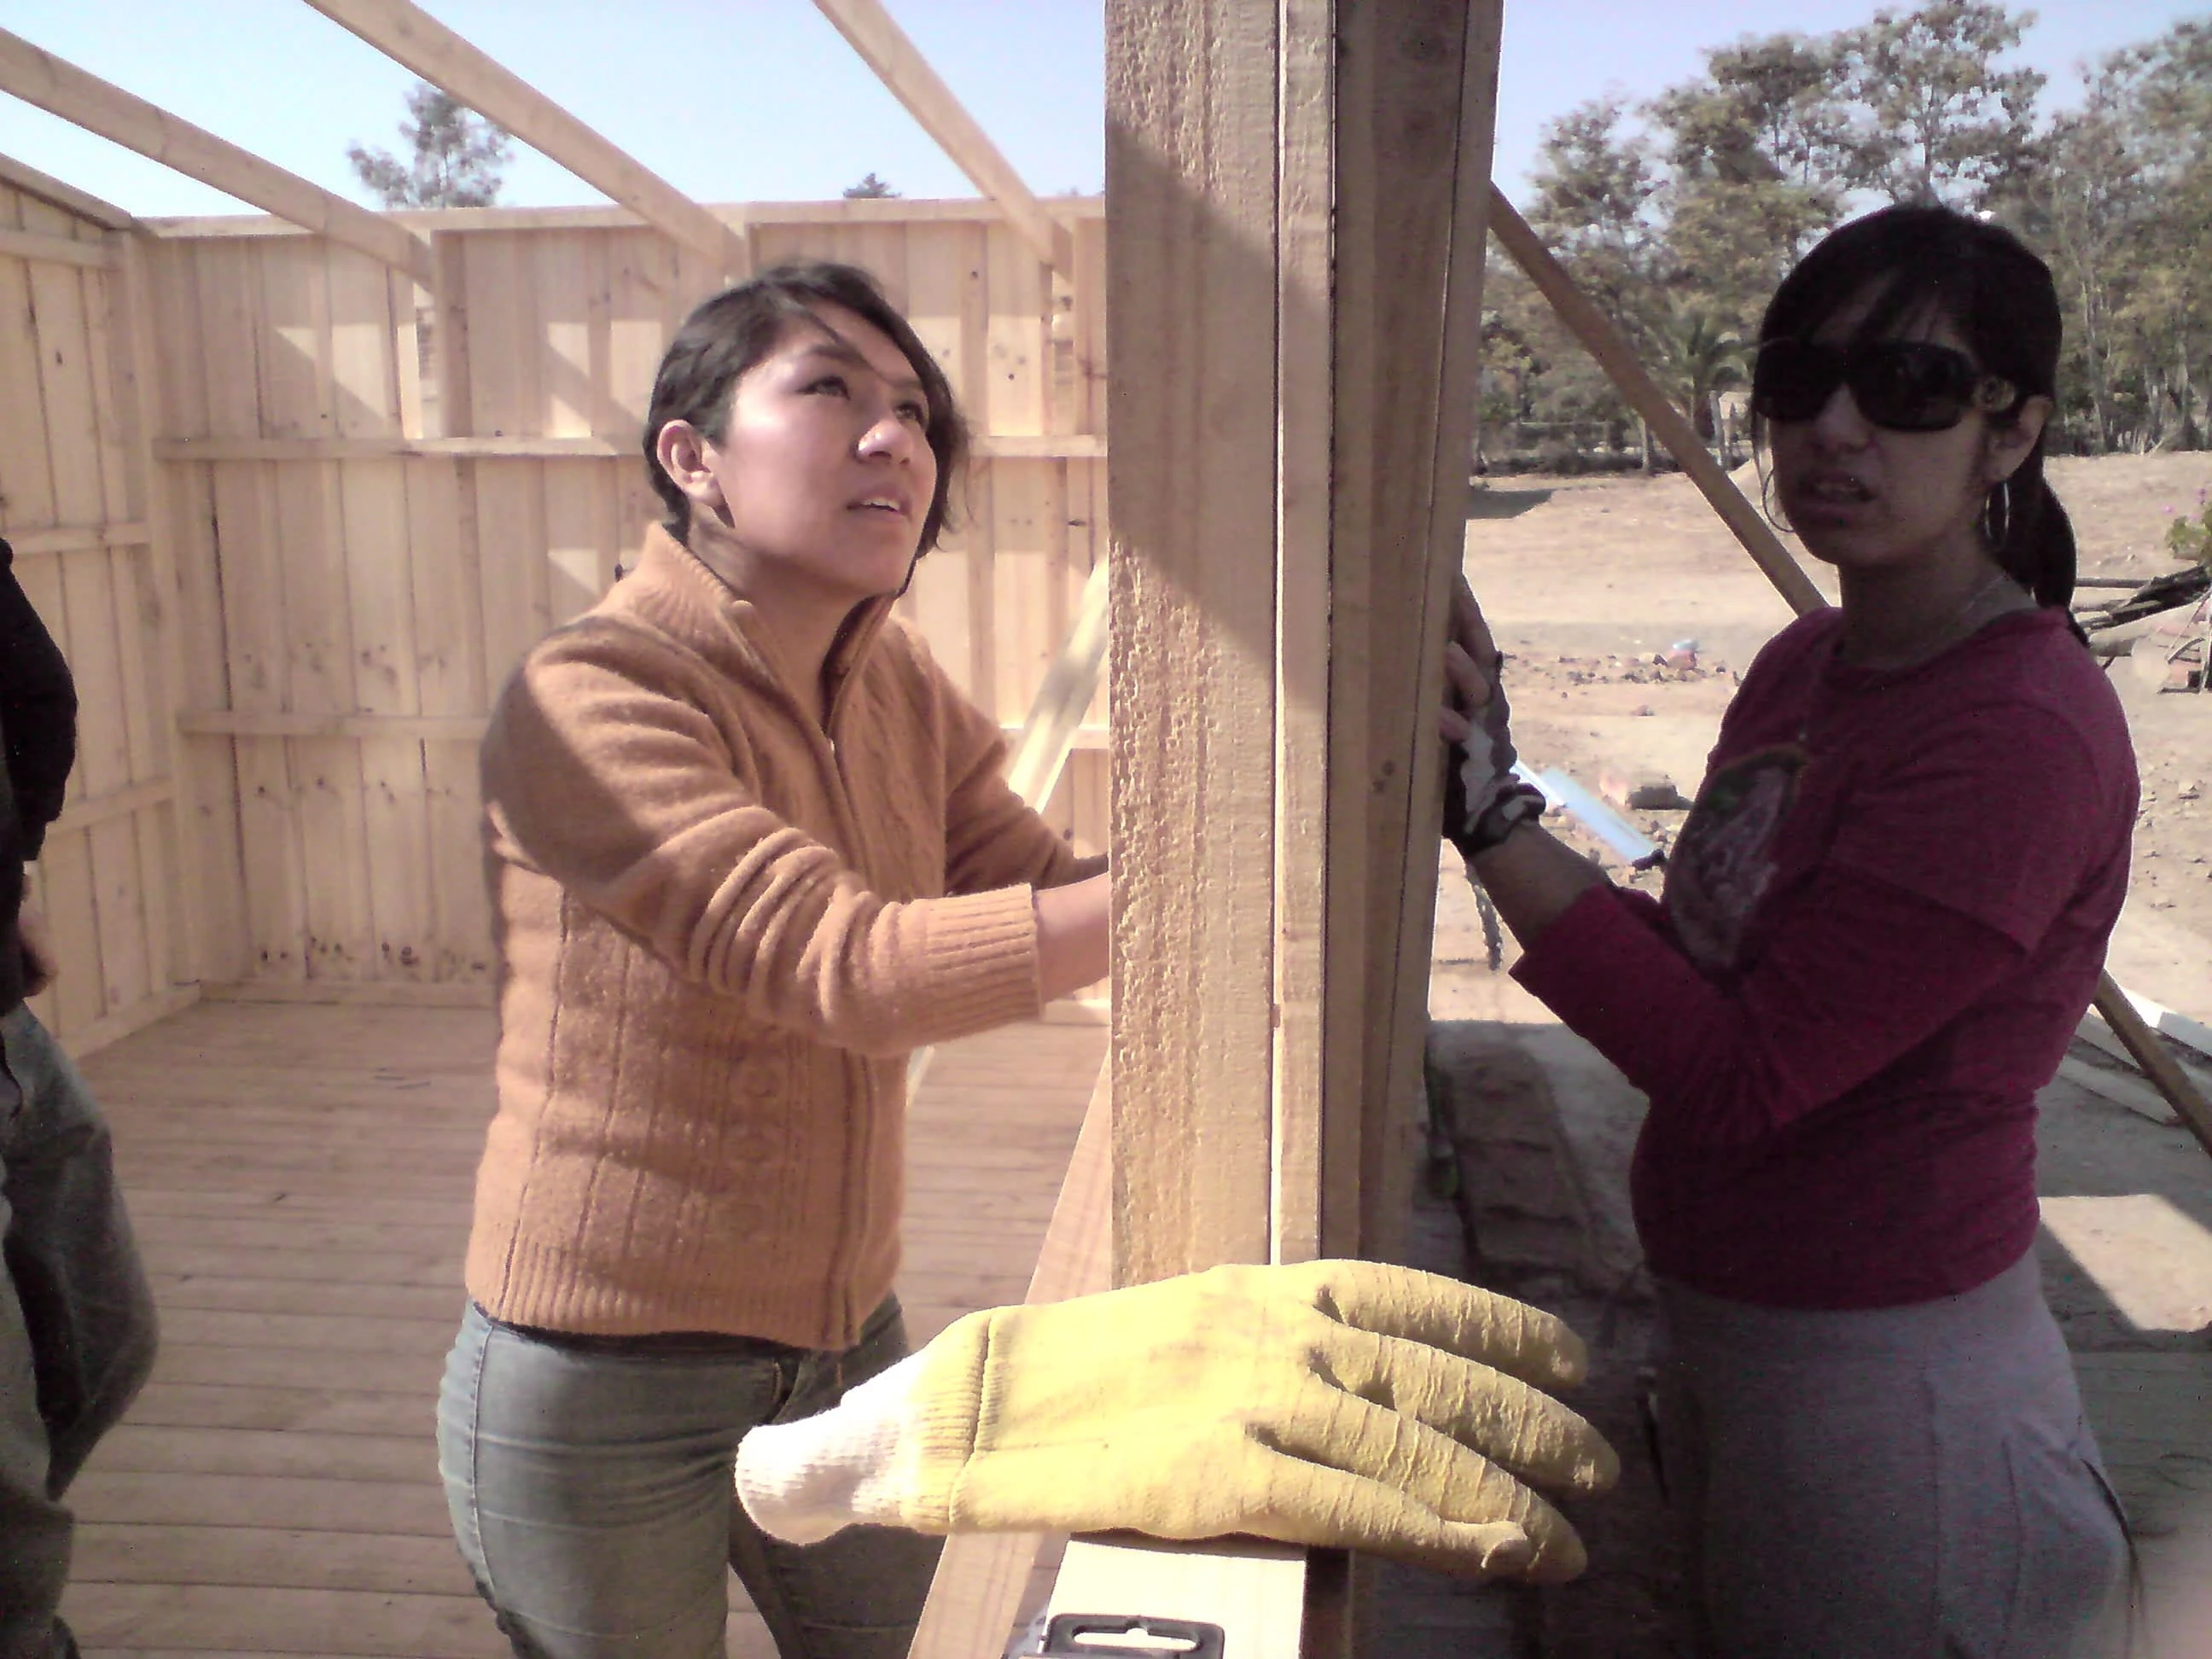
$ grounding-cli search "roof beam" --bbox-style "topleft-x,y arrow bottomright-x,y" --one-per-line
812,0 -> 1073,277
300,0 -> 748,278
0,26 -> 432,287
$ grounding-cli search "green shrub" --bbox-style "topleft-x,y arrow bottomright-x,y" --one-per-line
2168,488 -> 2212,568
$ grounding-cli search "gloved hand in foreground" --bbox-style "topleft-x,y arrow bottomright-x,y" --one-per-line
1441,576 -> 1546,863
735,1258 -> 1618,1581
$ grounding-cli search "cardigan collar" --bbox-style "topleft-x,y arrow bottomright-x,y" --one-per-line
626,520 -> 899,726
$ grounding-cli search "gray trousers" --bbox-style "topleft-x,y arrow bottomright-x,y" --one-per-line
439,1294 -> 942,1659
1655,1250 -> 2131,1659
0,1006 -> 159,1659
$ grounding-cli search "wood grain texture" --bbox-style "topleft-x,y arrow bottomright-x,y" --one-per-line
812,0 -> 1074,276
1105,0 -> 1282,1286
0,28 -> 430,287
55,1002 -> 1100,1656
909,1069 -> 1110,1659
301,0 -> 747,276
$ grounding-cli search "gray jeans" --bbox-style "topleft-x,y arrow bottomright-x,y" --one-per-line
0,1006 -> 159,1659
438,1294 -> 942,1659
1655,1250 -> 2132,1659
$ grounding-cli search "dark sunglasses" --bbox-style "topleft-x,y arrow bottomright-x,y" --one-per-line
1750,339 -> 2017,432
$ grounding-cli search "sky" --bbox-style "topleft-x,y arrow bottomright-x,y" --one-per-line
0,2 -> 2203,222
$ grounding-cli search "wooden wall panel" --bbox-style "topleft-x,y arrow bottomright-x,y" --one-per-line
120,200 -> 1107,1001
0,176 -> 190,1053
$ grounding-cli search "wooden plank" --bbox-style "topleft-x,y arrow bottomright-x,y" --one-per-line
301,0 -> 748,276
58,1582 -> 505,1659
28,258 -> 106,530
2055,1055 -> 2178,1126
0,222 -> 113,267
3,521 -> 150,555
1105,0 -> 1281,1284
812,0 -> 1073,276
36,828 -> 107,1036
78,264 -> 137,528
2093,982 -> 2212,1161
166,470 -> 252,983
543,456 -> 616,623
0,150 -> 135,230
201,978 -> 495,1009
470,457 -> 553,690
989,458 -> 1054,719
49,777 -> 177,836
2072,1012 -> 2212,1098
173,712 -> 486,746
531,230 -> 610,439
603,228 -> 669,448
985,223 -> 1048,439
910,1068 -> 1111,1659
1360,1 -> 1507,1262
55,1001 -> 1096,1656
148,433 -> 1099,462
143,195 -> 1103,240
73,1523 -> 472,1598
401,456 -> 494,984
0,28 -> 433,288
1269,0 -> 1333,1266
0,253 -> 59,536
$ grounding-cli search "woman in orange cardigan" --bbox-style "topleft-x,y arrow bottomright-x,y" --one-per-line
437,261 -> 1109,1659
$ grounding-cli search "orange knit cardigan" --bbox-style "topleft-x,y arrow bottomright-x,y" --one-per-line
466,524 -> 1093,1348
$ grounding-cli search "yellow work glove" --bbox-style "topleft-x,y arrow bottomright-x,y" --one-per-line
734,1259 -> 1617,1580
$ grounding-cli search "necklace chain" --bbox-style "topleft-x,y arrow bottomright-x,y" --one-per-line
1805,567 -> 2023,748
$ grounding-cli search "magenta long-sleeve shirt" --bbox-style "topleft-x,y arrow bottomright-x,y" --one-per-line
1513,606 -> 2137,1308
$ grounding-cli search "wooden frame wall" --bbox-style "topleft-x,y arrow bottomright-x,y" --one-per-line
128,198 -> 1109,1004
0,161 -> 197,1056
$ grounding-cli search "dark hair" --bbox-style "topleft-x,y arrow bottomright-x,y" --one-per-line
642,260 -> 968,555
1759,204 -> 2076,609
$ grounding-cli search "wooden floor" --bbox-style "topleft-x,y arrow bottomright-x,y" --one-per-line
55,1001 -> 1107,1659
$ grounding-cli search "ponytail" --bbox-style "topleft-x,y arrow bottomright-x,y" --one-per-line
1987,445 -> 2075,612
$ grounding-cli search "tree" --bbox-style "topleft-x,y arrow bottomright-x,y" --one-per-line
1840,3 -> 2046,207
1528,98 -> 1668,346
842,172 -> 901,199
348,81 -> 512,209
2005,20 -> 2212,451
1648,34 -> 1853,330
1648,303 -> 1750,456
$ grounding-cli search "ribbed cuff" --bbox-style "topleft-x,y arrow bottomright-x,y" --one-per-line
904,888 -> 1048,1045
896,1307 -> 997,1530
734,1351 -> 924,1543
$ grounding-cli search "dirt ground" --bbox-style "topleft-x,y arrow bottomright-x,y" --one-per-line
1428,451 -> 2212,1657
1461,451 -> 2212,954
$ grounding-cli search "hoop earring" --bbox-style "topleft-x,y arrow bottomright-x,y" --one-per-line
1752,421 -> 1791,534
1982,477 -> 2012,548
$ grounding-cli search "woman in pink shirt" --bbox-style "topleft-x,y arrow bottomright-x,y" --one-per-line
1445,205 -> 2136,1655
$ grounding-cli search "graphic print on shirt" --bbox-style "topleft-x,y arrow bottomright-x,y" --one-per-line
1665,743 -> 1806,975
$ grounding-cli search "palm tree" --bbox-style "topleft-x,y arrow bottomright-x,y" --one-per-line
1650,304 -> 1751,465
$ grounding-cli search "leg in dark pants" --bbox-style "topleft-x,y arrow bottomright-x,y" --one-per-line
0,1007 -> 160,1659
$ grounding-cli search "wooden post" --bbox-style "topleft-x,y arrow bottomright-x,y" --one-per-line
108,228 -> 211,994
1107,0 -> 1505,1278
1106,0 -> 1284,1286
1100,0 -> 1504,1643
907,1071 -> 1112,1659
